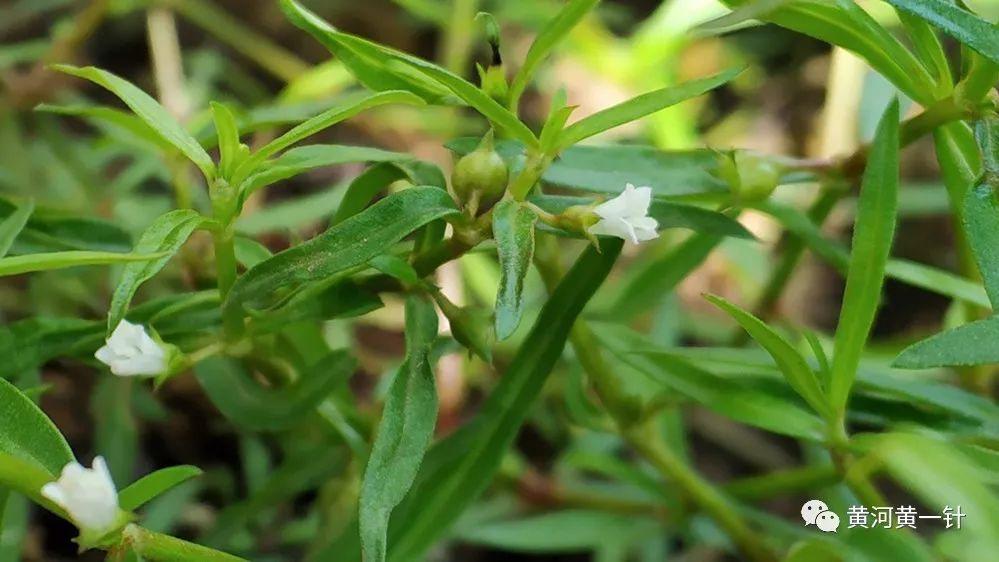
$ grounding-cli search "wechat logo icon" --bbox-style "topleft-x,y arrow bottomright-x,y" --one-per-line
802,499 -> 840,532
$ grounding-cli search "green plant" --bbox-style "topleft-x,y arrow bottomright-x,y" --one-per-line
2,0 -> 999,561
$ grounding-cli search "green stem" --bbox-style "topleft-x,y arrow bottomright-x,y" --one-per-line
509,151 -> 551,201
626,425 -> 776,562
213,227 -> 243,339
724,465 -> 840,502
124,524 -> 247,562
162,0 -> 309,83
532,236 -> 776,562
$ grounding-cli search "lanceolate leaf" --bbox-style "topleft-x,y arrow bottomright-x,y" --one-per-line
360,297 -> 439,562
119,465 -> 203,511
195,350 -> 356,431
0,199 -> 33,258
225,187 -> 458,316
278,0 -> 454,103
828,100 -> 900,413
720,0 -> 936,103
107,210 -> 210,335
233,90 -> 424,187
51,65 -> 216,181
386,239 -> 623,561
493,200 -> 538,340
241,144 -> 409,197
0,250 -> 168,278
759,201 -> 988,308
331,163 -> 410,226
557,68 -> 742,149
280,0 -> 538,148
895,315 -> 999,368
705,294 -> 830,419
963,181 -> 999,308
0,378 -> 74,476
211,101 -> 244,180
885,0 -> 999,67
508,0 -> 600,110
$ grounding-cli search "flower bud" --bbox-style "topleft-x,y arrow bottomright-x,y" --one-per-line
451,130 -> 509,215
432,290 -> 494,363
716,150 -> 781,203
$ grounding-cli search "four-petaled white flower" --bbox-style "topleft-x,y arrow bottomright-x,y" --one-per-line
95,320 -> 167,377
587,183 -> 659,244
41,457 -> 120,532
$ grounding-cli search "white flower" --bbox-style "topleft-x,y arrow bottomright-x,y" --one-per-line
95,320 -> 167,377
587,183 -> 659,244
41,457 -> 120,532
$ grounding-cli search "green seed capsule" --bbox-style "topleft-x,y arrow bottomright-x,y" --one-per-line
717,150 -> 781,203
451,130 -> 509,215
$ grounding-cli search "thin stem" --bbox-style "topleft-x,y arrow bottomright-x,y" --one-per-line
214,226 -> 243,339
123,524 -> 247,562
724,465 -> 840,502
626,425 -> 776,562
162,0 -> 309,83
532,236 -> 776,562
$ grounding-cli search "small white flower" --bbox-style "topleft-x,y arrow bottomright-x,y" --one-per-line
587,183 -> 659,244
41,457 -> 120,532
95,320 -> 167,377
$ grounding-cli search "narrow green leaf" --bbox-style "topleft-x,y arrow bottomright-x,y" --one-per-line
360,296 -> 439,562
508,0 -> 600,110
455,510 -> 658,554
0,378 -> 73,476
195,350 -> 356,431
557,68 -> 741,149
828,100 -> 900,413
539,91 -> 575,153
108,210 -> 209,335
211,102 -> 243,180
0,200 -> 33,258
331,163 -> 410,226
37,104 -> 171,153
609,350 -> 826,440
493,200 -> 537,340
386,240 -> 622,561
720,0 -> 936,103
233,90 -> 424,187
280,0 -> 538,148
369,254 -> 421,286
897,10 -> 952,91
279,0 -> 454,103
885,0 -> 999,67
704,294 -> 830,419
934,122 -> 981,225
0,250 -> 168,277
242,145 -> 408,197
963,181 -> 999,308
894,315 -> 999,368
877,432 -> 999,545
0,197 -> 132,254
225,187 -> 457,316
119,466 -> 203,511
51,65 -> 215,181
759,201 -> 988,308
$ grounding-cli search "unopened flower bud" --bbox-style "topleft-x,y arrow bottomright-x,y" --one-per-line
432,291 -> 494,363
717,150 -> 781,203
451,130 -> 509,216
